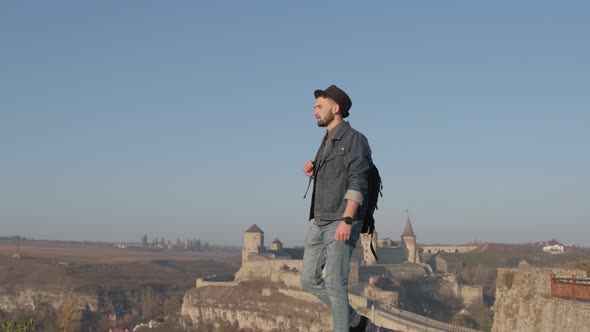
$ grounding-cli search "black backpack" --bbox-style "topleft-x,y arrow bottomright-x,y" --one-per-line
361,160 -> 383,261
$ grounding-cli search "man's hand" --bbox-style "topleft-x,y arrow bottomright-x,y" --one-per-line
334,221 -> 352,241
303,160 -> 314,178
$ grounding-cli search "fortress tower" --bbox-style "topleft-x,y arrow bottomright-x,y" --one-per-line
401,214 -> 418,263
361,231 -> 378,265
270,238 -> 283,251
243,224 -> 264,263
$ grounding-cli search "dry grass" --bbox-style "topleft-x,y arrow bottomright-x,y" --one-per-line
0,241 -> 240,264
0,240 -> 240,292
0,240 -> 243,331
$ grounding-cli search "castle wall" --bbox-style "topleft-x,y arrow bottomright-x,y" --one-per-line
235,259 -> 303,284
236,258 -> 364,290
196,279 -> 239,288
421,245 -> 477,254
271,269 -> 301,288
363,285 -> 400,306
374,247 -> 405,265
431,255 -> 448,273
349,293 -> 369,309
460,285 -> 483,307
377,238 -> 396,248
349,261 -> 359,284
359,264 -> 427,282
245,252 -> 272,261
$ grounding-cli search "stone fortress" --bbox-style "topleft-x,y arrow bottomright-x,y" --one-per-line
188,214 -> 485,331
240,214 -> 477,269
234,214 -> 483,308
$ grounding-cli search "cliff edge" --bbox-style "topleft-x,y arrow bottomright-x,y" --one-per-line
492,267 -> 590,332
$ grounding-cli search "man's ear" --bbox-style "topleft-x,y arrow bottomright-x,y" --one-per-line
332,103 -> 340,115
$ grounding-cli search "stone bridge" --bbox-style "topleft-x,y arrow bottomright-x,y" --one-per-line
370,302 -> 481,332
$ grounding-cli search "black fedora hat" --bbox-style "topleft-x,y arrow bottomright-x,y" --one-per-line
314,85 -> 352,118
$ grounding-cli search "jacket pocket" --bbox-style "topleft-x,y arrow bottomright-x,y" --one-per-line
323,146 -> 345,162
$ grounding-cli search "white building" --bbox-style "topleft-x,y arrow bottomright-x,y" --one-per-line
543,243 -> 564,254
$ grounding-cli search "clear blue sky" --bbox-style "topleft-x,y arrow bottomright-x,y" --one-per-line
1,2 -> 589,247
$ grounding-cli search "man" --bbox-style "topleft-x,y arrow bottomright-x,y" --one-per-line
301,85 -> 373,332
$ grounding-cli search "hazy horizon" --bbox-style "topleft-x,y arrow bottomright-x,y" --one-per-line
1,229 -> 583,249
2,2 -> 589,247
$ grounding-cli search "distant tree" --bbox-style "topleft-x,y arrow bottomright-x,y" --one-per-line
106,287 -> 132,315
452,313 -> 477,329
57,295 -> 81,332
470,302 -> 494,332
79,303 -> 98,332
163,294 -> 183,317
34,302 -> 58,331
141,288 -> 161,320
215,317 -> 239,332
19,318 -> 36,332
96,315 -> 116,332
0,320 -> 16,332
196,319 -> 215,332
400,278 -> 463,322
575,261 -> 590,276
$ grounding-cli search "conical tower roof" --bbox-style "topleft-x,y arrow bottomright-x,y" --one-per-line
402,215 -> 416,238
245,224 -> 263,233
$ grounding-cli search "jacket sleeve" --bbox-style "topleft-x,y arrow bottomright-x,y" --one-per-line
344,132 -> 371,205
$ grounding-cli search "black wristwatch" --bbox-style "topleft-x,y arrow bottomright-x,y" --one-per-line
342,217 -> 354,225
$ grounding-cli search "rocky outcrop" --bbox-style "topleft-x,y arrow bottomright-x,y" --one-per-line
181,281 -> 332,331
492,268 -> 590,332
0,287 -> 97,312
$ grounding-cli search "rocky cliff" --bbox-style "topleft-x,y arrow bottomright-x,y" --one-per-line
181,281 -> 333,331
492,268 -> 590,332
0,287 -> 97,312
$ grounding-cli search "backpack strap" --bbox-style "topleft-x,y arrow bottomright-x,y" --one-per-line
303,177 -> 312,199
303,133 -> 328,199
369,233 -> 379,261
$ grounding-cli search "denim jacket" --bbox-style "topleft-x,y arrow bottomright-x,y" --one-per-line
308,121 -> 372,222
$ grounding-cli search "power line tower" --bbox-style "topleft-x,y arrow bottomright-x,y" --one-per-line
12,236 -> 22,259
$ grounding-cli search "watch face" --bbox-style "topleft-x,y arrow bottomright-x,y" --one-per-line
344,217 -> 353,225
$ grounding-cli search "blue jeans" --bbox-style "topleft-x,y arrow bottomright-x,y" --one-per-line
300,220 -> 362,332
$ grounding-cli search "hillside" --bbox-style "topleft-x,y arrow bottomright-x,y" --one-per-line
429,243 -> 590,307
0,240 -> 240,332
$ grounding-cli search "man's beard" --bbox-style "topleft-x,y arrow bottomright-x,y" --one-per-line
316,112 -> 334,127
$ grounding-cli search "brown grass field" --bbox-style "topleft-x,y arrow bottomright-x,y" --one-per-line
0,240 -> 240,264
0,240 -> 241,291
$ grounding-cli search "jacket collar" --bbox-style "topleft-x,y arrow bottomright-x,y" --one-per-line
328,121 -> 351,140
